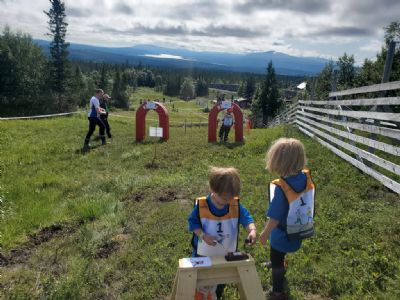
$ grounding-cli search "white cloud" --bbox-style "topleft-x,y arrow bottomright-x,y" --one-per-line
0,0 -> 396,62
360,39 -> 383,53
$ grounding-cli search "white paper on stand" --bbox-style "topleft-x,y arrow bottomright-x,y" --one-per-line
181,257 -> 212,268
149,127 -> 163,137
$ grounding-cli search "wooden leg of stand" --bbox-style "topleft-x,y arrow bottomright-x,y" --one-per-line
236,265 -> 265,300
237,280 -> 246,299
175,269 -> 198,300
170,271 -> 179,300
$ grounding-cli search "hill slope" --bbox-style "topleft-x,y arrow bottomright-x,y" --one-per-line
34,40 -> 329,75
0,97 -> 399,299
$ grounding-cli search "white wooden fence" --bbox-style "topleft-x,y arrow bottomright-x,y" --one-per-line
268,81 -> 400,194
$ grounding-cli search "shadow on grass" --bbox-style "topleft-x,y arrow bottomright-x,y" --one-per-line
76,144 -> 106,155
135,139 -> 166,145
214,141 -> 245,149
145,162 -> 160,169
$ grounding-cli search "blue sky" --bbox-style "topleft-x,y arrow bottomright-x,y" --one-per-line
0,0 -> 398,64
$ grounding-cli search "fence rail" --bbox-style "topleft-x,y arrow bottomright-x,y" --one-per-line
269,81 -> 400,194
329,80 -> 400,97
0,111 -> 81,120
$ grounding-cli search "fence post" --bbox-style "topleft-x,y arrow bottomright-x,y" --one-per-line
369,40 -> 398,153
310,78 -> 317,100
331,69 -> 363,162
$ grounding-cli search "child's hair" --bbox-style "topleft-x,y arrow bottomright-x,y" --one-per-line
266,138 -> 306,176
209,167 -> 240,199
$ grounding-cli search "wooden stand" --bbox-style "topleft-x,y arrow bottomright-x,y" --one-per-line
170,254 -> 264,300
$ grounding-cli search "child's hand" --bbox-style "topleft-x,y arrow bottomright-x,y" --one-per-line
259,229 -> 268,246
246,230 -> 257,246
202,234 -> 217,246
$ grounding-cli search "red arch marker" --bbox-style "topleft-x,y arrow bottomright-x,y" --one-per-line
136,101 -> 169,142
208,102 -> 243,143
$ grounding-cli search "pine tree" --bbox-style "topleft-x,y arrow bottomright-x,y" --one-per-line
164,75 -> 182,96
154,75 -> 163,92
145,70 -> 155,87
384,21 -> 400,46
71,65 -> 86,107
98,64 -> 108,90
112,68 -> 129,109
251,61 -> 280,126
314,61 -> 334,100
338,52 -> 355,89
112,69 -> 121,106
381,21 -> 400,82
180,77 -> 195,100
237,81 -> 245,97
195,78 -> 208,96
122,68 -> 137,90
137,71 -> 147,86
244,77 -> 256,101
44,0 -> 70,110
355,58 -> 381,86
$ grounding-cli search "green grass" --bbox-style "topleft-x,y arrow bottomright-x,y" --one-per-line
119,87 -> 241,125
113,87 -> 213,125
0,93 -> 399,299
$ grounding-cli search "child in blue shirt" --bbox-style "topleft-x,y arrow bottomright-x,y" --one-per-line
259,138 -> 315,300
188,167 -> 256,299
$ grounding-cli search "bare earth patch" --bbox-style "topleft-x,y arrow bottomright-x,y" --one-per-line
95,240 -> 120,259
122,189 -> 186,203
158,190 -> 177,202
0,222 -> 80,267
123,192 -> 145,202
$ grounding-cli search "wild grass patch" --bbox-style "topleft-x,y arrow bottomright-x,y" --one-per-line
0,98 -> 399,299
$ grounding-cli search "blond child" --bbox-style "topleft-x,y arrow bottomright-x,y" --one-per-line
188,167 -> 256,299
259,138 -> 315,300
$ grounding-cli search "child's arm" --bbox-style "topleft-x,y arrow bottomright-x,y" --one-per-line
193,228 -> 217,246
188,206 -> 217,246
245,223 -> 257,245
259,218 -> 279,245
239,204 -> 257,245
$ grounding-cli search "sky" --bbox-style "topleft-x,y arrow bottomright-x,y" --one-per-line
0,0 -> 398,64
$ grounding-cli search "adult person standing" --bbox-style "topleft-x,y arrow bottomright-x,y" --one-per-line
218,109 -> 234,142
83,89 -> 106,151
99,93 -> 112,141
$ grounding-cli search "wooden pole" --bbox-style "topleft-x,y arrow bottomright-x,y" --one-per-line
369,40 -> 398,153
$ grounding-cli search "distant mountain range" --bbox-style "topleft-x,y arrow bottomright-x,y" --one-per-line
34,40 -> 330,76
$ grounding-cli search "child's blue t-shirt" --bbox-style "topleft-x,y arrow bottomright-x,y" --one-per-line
188,194 -> 254,255
267,171 -> 307,253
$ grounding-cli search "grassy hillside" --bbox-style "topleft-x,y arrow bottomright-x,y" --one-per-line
0,94 -> 399,299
